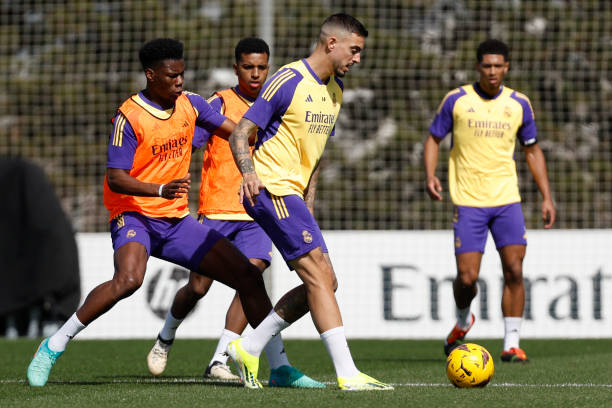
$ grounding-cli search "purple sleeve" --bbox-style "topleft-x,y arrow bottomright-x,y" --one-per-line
243,68 -> 303,130
192,95 -> 224,149
429,88 -> 466,139
186,93 -> 227,139
107,113 -> 137,169
511,91 -> 538,146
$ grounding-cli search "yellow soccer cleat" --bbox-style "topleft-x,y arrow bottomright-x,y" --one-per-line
227,338 -> 262,389
337,372 -> 394,391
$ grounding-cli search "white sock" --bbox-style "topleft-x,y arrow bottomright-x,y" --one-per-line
264,333 -> 291,370
159,311 -> 183,342
457,306 -> 472,330
242,310 -> 290,357
503,317 -> 522,350
320,326 -> 359,378
210,329 -> 240,366
48,313 -> 85,352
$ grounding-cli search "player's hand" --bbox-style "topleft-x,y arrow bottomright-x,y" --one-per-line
240,172 -> 264,206
426,176 -> 443,201
161,173 -> 191,199
542,199 -> 556,229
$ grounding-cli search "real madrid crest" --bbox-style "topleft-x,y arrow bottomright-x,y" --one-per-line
504,106 -> 512,118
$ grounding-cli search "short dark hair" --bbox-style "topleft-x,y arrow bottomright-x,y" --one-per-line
234,37 -> 270,62
321,13 -> 368,38
477,39 -> 509,62
139,38 -> 184,70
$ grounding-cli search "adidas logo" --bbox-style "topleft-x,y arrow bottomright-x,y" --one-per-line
467,107 -> 475,112
305,95 -> 313,102
182,120 -> 189,127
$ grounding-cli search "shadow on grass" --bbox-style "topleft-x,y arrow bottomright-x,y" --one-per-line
356,356 -> 444,363
47,376 -> 242,387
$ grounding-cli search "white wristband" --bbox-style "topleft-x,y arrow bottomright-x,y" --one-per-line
158,184 -> 165,197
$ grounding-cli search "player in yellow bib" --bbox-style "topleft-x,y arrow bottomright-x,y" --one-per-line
424,39 -> 556,363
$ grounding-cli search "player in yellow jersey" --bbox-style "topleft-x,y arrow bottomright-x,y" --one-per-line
424,39 -> 556,363
146,38 -> 323,388
227,14 -> 392,391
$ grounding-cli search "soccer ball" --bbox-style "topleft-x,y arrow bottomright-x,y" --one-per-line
446,343 -> 494,388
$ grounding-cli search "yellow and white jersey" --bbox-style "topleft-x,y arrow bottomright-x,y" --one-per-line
429,83 -> 538,207
243,59 -> 343,197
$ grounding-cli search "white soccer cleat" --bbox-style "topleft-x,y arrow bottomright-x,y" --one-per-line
203,361 -> 240,381
147,336 -> 173,376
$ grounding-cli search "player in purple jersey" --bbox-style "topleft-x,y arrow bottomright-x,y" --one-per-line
26,38 -> 276,387
228,14 -> 393,391
424,39 -> 556,363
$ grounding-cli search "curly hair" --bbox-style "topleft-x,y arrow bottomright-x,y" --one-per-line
138,38 -> 184,70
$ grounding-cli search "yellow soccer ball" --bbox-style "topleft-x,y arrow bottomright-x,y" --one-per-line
446,343 -> 494,388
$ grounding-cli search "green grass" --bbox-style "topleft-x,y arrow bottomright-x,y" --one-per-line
3,338 -> 611,407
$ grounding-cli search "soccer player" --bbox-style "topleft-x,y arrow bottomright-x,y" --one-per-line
26,38 -> 275,387
424,39 -> 556,362
227,14 -> 393,390
146,37 -> 323,388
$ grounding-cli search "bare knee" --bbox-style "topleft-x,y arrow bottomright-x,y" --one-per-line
456,267 -> 479,288
112,270 -> 144,298
300,263 -> 336,293
503,261 -> 524,286
186,272 -> 213,298
331,275 -> 338,292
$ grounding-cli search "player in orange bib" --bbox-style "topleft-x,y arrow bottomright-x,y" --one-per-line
27,38 -> 276,387
146,38 -> 323,388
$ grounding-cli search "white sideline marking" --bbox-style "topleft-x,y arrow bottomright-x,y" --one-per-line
4,378 -> 612,388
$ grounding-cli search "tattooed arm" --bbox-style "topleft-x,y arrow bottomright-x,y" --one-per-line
229,117 -> 264,206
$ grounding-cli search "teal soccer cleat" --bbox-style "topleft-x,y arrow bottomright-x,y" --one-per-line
269,365 -> 326,388
27,338 -> 64,387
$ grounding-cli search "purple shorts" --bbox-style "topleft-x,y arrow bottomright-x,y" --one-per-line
453,203 -> 527,254
243,189 -> 328,265
110,212 -> 224,271
199,216 -> 273,264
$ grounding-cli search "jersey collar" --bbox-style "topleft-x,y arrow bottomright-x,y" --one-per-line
233,86 -> 256,104
301,58 -> 329,85
473,82 -> 504,100
132,91 -> 174,120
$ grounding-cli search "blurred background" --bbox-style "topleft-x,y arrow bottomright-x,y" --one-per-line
0,0 -> 610,338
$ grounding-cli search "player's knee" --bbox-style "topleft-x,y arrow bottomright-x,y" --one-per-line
187,274 -> 212,298
456,271 -> 478,288
503,264 -> 523,285
306,265 -> 336,292
113,273 -> 144,297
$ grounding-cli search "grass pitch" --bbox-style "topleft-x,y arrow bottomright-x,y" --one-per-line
2,338 -> 611,407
